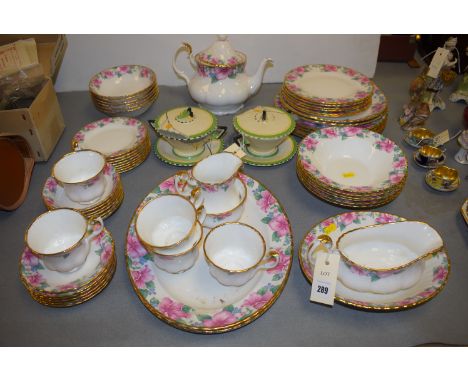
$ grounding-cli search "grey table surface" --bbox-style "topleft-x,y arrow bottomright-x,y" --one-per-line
1,62 -> 467,346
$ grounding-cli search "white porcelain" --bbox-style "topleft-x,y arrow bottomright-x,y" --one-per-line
202,178 -> 247,228
25,209 -> 104,273
307,221 -> 443,294
172,35 -> 272,115
151,222 -> 203,274
233,106 -> 295,157
136,194 -> 205,251
175,152 -> 243,214
52,150 -> 107,205
204,223 -> 279,287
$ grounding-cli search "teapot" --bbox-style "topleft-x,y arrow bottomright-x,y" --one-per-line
173,35 -> 273,115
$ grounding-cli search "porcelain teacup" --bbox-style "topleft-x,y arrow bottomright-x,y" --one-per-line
136,194 -> 205,253
25,209 -> 104,273
52,150 -> 107,205
203,223 -> 279,287
175,152 -> 243,214
150,221 -> 203,274
417,145 -> 444,166
429,166 -> 459,188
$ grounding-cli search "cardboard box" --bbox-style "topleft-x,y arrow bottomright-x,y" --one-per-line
0,35 -> 67,161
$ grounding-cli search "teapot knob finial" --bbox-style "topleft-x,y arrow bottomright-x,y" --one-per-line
217,34 -> 228,41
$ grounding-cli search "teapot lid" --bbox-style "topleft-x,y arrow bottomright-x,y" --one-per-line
195,35 -> 246,68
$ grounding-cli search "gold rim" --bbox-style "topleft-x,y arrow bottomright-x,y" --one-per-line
152,221 -> 203,258
195,51 -> 247,69
297,212 -> 451,311
203,222 -> 267,274
52,150 -> 106,185
25,208 -> 88,257
125,174 -> 294,333
206,180 -> 247,217
192,152 -> 242,186
91,87 -> 159,107
89,65 -> 157,99
135,194 -> 199,250
335,222 -> 444,272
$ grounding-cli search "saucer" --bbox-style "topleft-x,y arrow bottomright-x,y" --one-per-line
154,138 -> 224,166
20,226 -> 115,295
425,171 -> 460,192
242,136 -> 297,167
413,151 -> 446,169
126,172 -> 293,333
299,211 -> 450,311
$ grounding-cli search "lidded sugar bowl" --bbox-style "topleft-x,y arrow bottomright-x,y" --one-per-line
172,35 -> 273,115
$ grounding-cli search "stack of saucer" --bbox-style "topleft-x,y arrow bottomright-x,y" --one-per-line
42,162 -> 124,220
72,117 -> 151,173
297,127 -> 407,208
89,65 -> 158,117
20,226 -> 116,308
274,64 -> 388,138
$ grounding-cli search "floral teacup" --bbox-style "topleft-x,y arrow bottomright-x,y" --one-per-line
52,150 -> 107,205
25,209 -> 104,273
203,223 -> 279,287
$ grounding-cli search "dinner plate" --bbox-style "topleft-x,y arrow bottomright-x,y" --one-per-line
298,211 -> 450,310
72,117 -> 148,157
283,64 -> 374,106
126,172 -> 293,333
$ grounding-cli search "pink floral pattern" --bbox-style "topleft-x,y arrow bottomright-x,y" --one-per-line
298,127 -> 407,192
158,298 -> 191,320
90,65 -> 154,91
285,64 -> 373,104
300,211 -> 449,310
20,226 -> 114,294
126,174 -> 292,331
196,53 -> 245,83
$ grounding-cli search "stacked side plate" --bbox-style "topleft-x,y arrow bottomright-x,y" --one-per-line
72,117 -> 151,173
89,65 -> 158,117
274,64 -> 388,138
296,127 -> 408,209
42,163 -> 124,220
20,227 -> 116,307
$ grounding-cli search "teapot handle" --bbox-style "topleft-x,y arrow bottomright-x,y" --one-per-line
173,42 -> 194,85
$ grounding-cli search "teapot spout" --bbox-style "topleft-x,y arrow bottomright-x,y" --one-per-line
248,58 -> 273,96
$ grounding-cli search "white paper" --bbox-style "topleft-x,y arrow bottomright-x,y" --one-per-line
427,48 -> 449,79
310,251 -> 340,306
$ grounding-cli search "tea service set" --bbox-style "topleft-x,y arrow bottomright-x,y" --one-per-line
19,35 -> 458,330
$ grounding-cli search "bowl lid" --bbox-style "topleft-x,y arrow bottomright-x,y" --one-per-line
155,106 -> 217,141
195,35 -> 246,68
233,106 -> 295,139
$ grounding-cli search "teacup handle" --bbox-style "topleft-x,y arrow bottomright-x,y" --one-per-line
85,217 -> 104,243
196,205 -> 206,224
258,250 -> 280,271
174,170 -> 198,198
189,187 -> 204,209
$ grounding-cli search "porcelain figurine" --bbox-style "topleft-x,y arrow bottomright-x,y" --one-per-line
450,46 -> 468,104
173,35 -> 272,115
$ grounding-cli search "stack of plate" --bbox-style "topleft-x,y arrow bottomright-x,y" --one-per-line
72,117 -> 151,173
274,64 -> 388,138
89,65 -> 158,117
20,227 -> 116,307
296,127 -> 407,208
42,163 -> 124,220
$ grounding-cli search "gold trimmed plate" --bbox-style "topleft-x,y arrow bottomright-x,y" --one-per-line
299,211 -> 450,311
125,173 -> 293,333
